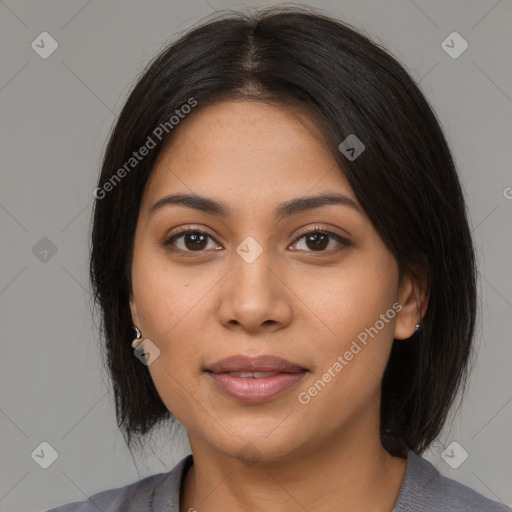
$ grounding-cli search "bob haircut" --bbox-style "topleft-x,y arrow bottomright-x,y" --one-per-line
90,5 -> 477,457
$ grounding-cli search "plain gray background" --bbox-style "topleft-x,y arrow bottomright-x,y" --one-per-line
1,1 -> 511,510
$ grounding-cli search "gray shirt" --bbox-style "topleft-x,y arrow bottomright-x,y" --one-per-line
46,451 -> 509,511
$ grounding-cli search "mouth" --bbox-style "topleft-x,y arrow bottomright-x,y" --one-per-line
205,355 -> 308,403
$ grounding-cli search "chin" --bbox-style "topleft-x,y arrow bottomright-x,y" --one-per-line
196,418 -> 309,466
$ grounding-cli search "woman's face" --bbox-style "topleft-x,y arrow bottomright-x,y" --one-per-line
130,100 -> 420,463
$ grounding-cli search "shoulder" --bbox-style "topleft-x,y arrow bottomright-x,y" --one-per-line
45,454 -> 193,512
393,450 -> 510,512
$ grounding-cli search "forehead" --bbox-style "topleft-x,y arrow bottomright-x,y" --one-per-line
143,100 -> 356,207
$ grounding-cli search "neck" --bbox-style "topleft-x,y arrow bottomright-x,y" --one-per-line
180,422 -> 407,512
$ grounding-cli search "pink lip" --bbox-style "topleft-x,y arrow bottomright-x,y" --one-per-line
207,355 -> 306,373
205,355 -> 308,403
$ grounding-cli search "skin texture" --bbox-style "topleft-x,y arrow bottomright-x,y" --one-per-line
129,100 -> 428,512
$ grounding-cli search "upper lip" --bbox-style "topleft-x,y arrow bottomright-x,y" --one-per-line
206,355 -> 307,373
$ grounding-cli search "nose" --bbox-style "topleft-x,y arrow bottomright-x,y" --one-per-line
217,245 -> 293,334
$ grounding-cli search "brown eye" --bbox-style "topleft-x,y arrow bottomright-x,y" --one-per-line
164,229 -> 222,252
304,232 -> 329,250
292,229 -> 349,252
182,232 -> 208,250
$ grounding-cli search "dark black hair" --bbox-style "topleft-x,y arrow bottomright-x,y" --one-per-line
90,5 -> 477,457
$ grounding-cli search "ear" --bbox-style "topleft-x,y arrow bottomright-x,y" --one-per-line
394,267 -> 429,340
129,294 -> 141,328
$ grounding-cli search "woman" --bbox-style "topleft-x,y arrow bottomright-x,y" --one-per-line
48,6 -> 508,512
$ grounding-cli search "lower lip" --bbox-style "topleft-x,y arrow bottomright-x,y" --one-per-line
206,371 -> 307,403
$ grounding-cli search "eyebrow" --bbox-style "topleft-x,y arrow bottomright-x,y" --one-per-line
150,192 -> 361,220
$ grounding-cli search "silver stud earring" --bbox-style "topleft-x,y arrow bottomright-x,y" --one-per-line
415,323 -> 422,332
131,326 -> 143,349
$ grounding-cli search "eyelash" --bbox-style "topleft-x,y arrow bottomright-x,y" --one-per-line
162,226 -> 350,254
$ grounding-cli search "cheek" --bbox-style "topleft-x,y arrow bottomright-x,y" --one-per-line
295,261 -> 397,343
133,284 -> 205,383
130,244 -> 223,382
290,248 -> 399,393
292,274 -> 398,430
132,261 -> 206,422
131,244 -> 206,339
